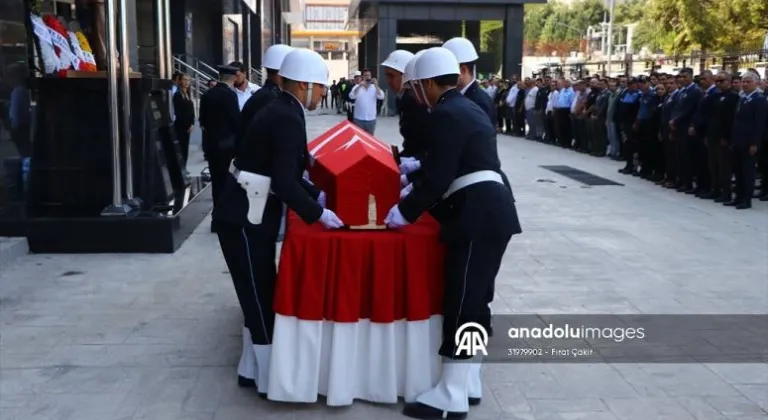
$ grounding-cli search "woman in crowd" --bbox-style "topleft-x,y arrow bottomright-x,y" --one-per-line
173,73 -> 195,167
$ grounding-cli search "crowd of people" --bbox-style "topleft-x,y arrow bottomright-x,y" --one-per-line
483,70 -> 768,209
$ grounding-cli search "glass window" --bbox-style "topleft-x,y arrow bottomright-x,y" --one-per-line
304,6 -> 346,31
292,38 -> 310,49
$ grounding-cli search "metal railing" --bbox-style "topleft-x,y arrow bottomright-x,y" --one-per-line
250,67 -> 264,85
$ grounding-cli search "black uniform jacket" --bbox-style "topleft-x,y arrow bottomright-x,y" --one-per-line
692,86 -> 719,135
199,82 -> 240,156
670,83 -> 703,135
238,80 -> 281,149
463,80 -> 496,127
398,89 -> 522,242
705,90 -> 739,142
398,89 -> 431,160
212,92 -> 323,235
660,90 -> 678,139
731,91 -> 767,149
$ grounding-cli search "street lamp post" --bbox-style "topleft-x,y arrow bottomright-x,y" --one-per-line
606,0 -> 615,76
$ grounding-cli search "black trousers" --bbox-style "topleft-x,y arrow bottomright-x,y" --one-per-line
637,121 -> 657,174
555,109 -> 572,148
620,122 -> 637,166
321,96 -> 328,108
732,146 -> 756,205
675,131 -> 693,188
217,221 -> 278,344
174,124 -> 191,165
208,149 -> 234,207
691,137 -> 711,191
496,107 -> 507,132
708,140 -> 732,196
663,134 -> 678,183
10,123 -> 32,157
759,143 -> 768,195
571,115 -> 583,151
544,112 -> 556,144
589,117 -> 606,156
440,237 -> 511,360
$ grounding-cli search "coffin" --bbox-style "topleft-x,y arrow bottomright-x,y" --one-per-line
308,121 -> 400,228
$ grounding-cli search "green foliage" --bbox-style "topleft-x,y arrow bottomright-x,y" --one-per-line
522,0 -> 766,55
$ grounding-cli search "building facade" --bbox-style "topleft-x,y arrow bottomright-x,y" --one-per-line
290,0 -> 361,82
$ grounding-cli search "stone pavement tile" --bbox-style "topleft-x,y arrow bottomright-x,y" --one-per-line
214,405 -> 295,420
703,395 -> 768,416
726,416 -> 768,420
734,384 -> 768,411
6,393 -> 126,420
544,364 -> 639,398
635,364 -> 741,397
705,363 -> 768,385
675,397 -> 729,420
602,397 -> 698,420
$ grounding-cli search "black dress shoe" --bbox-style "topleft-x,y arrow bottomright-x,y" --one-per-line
760,195 -> 768,202
723,200 -> 740,206
258,392 -> 268,400
469,397 -> 481,406
695,190 -> 711,198
402,402 -> 467,420
683,189 -> 696,194
736,202 -> 752,209
714,195 -> 729,203
700,191 -> 719,199
632,172 -> 641,177
238,375 -> 256,388
675,186 -> 687,192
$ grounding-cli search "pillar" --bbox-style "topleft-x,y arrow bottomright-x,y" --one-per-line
465,20 -> 480,50
502,5 -> 523,78
124,0 -> 139,70
377,9 -> 396,116
250,10 -> 261,69
242,9 -> 251,69
363,24 -> 378,72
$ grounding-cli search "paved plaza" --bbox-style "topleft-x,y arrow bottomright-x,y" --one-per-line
1,114 -> 767,420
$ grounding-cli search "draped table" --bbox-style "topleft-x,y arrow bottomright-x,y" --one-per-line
267,212 -> 445,406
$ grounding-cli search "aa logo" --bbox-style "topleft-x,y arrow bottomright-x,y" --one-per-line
454,322 -> 489,357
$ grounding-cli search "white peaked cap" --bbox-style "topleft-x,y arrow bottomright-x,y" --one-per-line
263,44 -> 294,70
353,70 -> 362,76
442,37 -> 479,64
412,47 -> 460,81
402,50 -> 428,83
381,50 -> 415,73
278,48 -> 329,86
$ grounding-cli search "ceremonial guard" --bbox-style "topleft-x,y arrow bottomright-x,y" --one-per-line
239,44 -> 293,145
726,72 -> 766,209
385,47 -> 521,420
381,49 -> 429,160
212,49 -> 345,395
705,72 -> 739,202
199,65 -> 241,231
441,37 -> 496,126
669,68 -> 702,193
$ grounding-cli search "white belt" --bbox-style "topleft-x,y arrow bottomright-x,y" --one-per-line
443,170 -> 504,199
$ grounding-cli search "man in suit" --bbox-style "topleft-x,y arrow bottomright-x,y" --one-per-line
689,70 -> 717,197
726,72 -> 767,209
199,65 -> 241,232
386,46 -> 521,420
669,68 -> 703,193
213,49 -> 345,394
705,72 -> 740,202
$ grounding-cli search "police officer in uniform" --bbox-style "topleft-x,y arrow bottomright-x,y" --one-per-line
381,50 -> 429,160
635,77 -> 660,179
199,65 -> 241,232
442,38 -> 496,126
385,47 -> 521,420
212,49 -> 345,395
239,44 -> 294,146
689,70 -> 717,197
726,72 -> 767,209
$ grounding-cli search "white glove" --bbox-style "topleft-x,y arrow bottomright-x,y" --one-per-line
399,160 -> 421,175
319,209 -> 344,229
400,156 -> 417,164
400,174 -> 409,187
384,205 -> 410,229
302,170 -> 310,180
400,184 -> 413,199
317,191 -> 327,208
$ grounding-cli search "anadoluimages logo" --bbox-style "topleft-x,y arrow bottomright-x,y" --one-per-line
454,322 -> 489,357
